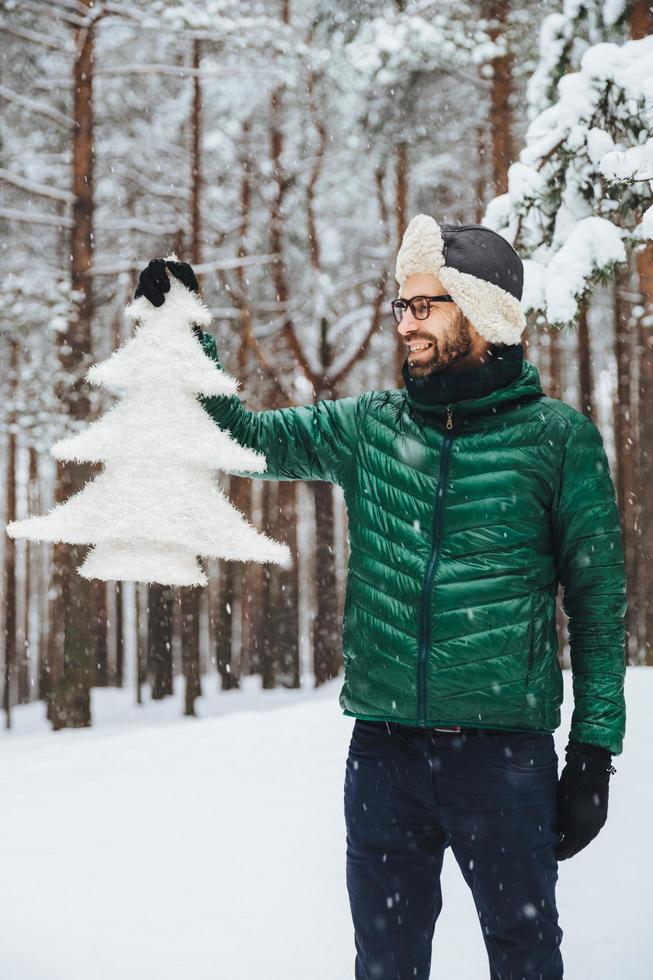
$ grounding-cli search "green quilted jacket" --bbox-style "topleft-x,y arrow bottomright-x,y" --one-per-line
199,335 -> 627,755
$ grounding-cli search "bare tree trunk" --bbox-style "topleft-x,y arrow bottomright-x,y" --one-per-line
38,540 -> 52,703
92,580 -> 108,686
474,125 -> 486,222
483,0 -> 514,197
576,302 -> 594,420
257,476 -> 300,690
38,541 -> 51,703
243,559 -> 264,676
216,557 -> 238,690
136,583 -> 148,704
232,524 -> 258,674
394,141 -> 409,386
276,480 -> 300,688
614,268 -> 638,660
482,1 -> 521,350
629,9 -> 653,662
3,340 -> 18,728
548,327 -> 563,401
190,38 -> 202,284
312,476 -> 339,685
181,588 -> 202,715
115,582 -> 124,686
49,0 -> 96,729
19,445 -> 39,705
230,477 -> 257,682
395,141 -> 408,243
25,446 -> 42,705
635,242 -> 653,663
260,481 -> 278,689
253,473 -> 299,690
267,17 -> 341,687
630,0 -> 653,38
148,585 -> 174,699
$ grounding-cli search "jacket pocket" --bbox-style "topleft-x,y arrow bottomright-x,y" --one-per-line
526,588 -> 552,689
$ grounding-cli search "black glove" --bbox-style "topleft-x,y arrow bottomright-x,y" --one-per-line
554,740 -> 616,861
134,259 -> 203,339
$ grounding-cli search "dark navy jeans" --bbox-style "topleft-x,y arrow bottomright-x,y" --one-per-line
344,720 -> 563,980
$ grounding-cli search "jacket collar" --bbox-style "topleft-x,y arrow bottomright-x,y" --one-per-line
402,344 -> 543,419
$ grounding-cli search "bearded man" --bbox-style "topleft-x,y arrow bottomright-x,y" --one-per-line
136,215 -> 626,980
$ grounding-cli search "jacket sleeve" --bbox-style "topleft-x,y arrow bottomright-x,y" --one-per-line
197,333 -> 360,485
551,417 -> 628,755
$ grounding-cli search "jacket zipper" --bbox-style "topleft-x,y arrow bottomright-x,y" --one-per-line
417,404 -> 455,724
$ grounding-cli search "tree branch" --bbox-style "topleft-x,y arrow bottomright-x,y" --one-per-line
329,271 -> 389,385
0,84 -> 74,128
0,207 -> 73,228
0,169 -> 75,204
0,21 -> 72,51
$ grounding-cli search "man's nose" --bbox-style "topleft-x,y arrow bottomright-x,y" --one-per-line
397,312 -> 418,337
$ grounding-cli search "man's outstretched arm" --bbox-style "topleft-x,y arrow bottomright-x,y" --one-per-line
198,333 -> 361,485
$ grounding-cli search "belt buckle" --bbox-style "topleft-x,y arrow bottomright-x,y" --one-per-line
432,725 -> 461,733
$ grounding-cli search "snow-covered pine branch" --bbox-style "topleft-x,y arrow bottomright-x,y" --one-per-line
526,1 -> 629,119
484,33 -> 653,329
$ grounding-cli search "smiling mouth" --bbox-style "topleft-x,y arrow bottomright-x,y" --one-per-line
407,342 -> 433,355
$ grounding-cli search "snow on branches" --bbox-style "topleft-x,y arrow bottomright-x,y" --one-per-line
485,33 -> 653,329
5,276 -> 291,586
526,1 -> 629,118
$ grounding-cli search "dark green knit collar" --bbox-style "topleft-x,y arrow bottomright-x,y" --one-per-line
401,343 -> 525,410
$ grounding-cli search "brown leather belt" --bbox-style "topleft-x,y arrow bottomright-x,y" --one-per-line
384,721 -> 509,736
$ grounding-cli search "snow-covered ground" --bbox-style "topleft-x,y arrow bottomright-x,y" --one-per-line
1,667 -> 651,980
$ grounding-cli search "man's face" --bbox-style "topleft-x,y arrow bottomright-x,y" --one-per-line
396,273 -> 476,378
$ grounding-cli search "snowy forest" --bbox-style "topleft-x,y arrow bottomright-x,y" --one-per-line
2,2 -> 653,978
2,0 -> 652,732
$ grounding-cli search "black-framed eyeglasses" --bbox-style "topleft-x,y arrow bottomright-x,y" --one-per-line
391,294 -> 453,324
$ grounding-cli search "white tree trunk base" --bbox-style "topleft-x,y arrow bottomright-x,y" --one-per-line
79,542 -> 208,587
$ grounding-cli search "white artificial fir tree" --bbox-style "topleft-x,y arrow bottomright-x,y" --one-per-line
6,273 -> 290,586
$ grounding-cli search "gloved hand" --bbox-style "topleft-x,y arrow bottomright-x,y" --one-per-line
554,740 -> 616,861
134,259 -> 203,339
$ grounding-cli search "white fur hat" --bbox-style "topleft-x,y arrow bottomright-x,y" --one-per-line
395,214 -> 526,346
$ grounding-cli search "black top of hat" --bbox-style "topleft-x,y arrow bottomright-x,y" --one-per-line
441,223 -> 524,302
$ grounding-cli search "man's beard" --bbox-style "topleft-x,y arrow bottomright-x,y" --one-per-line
407,311 -> 474,379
